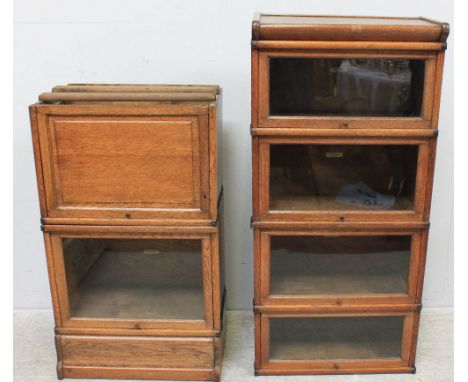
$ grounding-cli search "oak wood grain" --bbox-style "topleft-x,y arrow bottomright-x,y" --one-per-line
251,14 -> 448,376
254,14 -> 448,43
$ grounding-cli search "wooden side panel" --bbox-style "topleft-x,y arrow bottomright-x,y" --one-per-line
58,335 -> 214,369
29,105 -> 47,217
254,311 -> 262,371
61,238 -> 105,298
212,191 -> 225,331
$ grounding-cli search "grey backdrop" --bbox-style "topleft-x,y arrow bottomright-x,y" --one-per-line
14,0 -> 454,310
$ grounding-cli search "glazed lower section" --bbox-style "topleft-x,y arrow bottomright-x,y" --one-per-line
56,332 -> 225,381
254,308 -> 420,375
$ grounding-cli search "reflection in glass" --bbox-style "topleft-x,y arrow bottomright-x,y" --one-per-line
269,144 -> 418,211
270,316 -> 404,360
270,58 -> 425,116
270,236 -> 411,296
63,238 -> 204,320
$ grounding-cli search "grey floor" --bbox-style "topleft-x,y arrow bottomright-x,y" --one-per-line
14,309 -> 453,382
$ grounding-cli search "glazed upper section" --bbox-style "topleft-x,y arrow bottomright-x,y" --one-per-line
252,14 -> 449,43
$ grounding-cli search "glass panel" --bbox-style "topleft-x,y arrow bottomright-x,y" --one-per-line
270,236 -> 411,296
269,316 -> 404,361
270,58 -> 425,116
63,238 -> 204,320
270,144 -> 418,211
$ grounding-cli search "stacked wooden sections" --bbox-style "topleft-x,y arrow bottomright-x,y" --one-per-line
30,84 -> 225,381
251,14 -> 448,376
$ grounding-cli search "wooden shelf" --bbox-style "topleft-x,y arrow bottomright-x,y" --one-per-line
270,316 -> 404,360
271,250 -> 409,295
270,194 -> 414,212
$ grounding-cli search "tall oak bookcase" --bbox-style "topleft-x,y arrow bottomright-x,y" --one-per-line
250,14 -> 449,376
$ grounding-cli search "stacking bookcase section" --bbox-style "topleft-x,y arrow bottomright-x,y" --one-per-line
30,84 -> 225,381
251,15 -> 448,130
30,84 -> 222,226
42,224 -> 225,381
255,135 -> 435,223
253,226 -> 429,307
254,307 -> 421,375
251,14 -> 448,376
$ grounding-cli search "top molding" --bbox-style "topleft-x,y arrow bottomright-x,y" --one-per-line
252,13 -> 449,44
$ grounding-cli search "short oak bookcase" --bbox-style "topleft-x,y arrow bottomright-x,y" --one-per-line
30,84 -> 225,381
250,14 -> 449,376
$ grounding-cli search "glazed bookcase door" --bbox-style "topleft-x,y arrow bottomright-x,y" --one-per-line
257,50 -> 438,129
33,104 -> 213,221
48,232 -> 214,331
257,136 -> 434,222
259,230 -> 425,306
258,312 -> 417,373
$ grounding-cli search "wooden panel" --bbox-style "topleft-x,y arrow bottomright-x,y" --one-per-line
50,117 -> 199,206
255,14 -> 448,43
254,304 -> 420,314
212,193 -> 224,330
62,238 -> 105,299
252,128 -> 436,138
61,367 -> 214,381
58,335 -> 214,369
255,366 -> 415,376
253,41 -> 445,51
